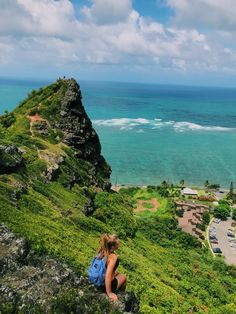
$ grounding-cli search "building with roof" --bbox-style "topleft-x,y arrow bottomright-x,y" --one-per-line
181,188 -> 198,196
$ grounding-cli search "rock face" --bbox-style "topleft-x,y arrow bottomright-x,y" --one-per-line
0,224 -> 139,313
54,80 -> 100,155
0,145 -> 24,174
44,78 -> 111,190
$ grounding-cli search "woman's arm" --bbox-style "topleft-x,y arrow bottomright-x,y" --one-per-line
105,254 -> 118,301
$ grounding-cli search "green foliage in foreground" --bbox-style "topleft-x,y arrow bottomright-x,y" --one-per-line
1,184 -> 236,313
51,287 -> 121,314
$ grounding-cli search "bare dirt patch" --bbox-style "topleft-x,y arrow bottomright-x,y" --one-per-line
28,113 -> 45,123
28,113 -> 49,137
134,198 -> 160,212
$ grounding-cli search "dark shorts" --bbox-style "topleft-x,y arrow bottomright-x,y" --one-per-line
99,278 -> 118,293
111,278 -> 118,292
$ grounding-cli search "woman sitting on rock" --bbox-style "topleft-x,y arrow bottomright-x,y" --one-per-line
88,234 -> 127,301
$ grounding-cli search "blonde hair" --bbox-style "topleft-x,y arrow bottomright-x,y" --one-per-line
97,234 -> 119,258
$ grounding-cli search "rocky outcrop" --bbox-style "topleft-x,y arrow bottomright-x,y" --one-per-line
49,79 -> 111,190
0,224 -> 139,313
55,80 -> 100,155
39,150 -> 64,181
32,120 -> 49,135
0,145 -> 24,174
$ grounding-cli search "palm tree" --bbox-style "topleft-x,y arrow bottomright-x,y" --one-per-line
204,180 -> 209,188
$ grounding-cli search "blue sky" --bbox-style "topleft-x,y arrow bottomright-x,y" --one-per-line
1,0 -> 236,87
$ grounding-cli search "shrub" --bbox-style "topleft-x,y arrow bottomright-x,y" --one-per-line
0,112 -> 16,128
119,187 -> 141,197
147,185 -> 156,193
208,183 -> 220,189
176,208 -> 184,217
94,192 -> 137,238
28,107 -> 38,116
197,223 -> 206,231
219,199 -> 231,206
214,204 -> 230,221
138,213 -> 201,249
202,211 -> 210,225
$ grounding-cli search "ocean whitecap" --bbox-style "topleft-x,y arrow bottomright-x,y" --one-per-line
92,118 -> 236,133
92,118 -> 150,127
173,121 -> 236,132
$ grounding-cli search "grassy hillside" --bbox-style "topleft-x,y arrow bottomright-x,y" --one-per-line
0,79 -> 236,313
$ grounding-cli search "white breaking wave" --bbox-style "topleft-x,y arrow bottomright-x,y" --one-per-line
92,118 -> 150,130
92,118 -> 236,132
173,122 -> 236,132
93,118 -> 150,127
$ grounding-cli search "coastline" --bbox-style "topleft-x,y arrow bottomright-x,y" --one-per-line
111,183 -> 229,193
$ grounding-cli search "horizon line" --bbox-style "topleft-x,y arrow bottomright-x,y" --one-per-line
1,75 -> 236,90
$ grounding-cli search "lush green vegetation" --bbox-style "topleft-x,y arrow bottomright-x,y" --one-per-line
204,181 -> 221,190
94,192 -> 137,238
119,186 -> 169,215
2,183 -> 236,313
202,211 -> 210,225
214,200 -> 231,221
1,80 -> 236,313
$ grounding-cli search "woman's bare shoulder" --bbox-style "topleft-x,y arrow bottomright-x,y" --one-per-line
107,253 -> 117,263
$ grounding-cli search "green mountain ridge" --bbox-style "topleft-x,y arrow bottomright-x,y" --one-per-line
0,79 -> 236,313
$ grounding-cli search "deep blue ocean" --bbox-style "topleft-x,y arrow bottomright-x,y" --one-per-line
1,78 -> 236,188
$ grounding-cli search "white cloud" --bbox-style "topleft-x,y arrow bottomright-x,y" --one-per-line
0,0 -> 77,38
0,0 -> 236,80
166,0 -> 236,31
82,0 -> 132,25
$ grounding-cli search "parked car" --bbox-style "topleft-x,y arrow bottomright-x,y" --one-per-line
227,232 -> 235,237
210,239 -> 218,244
210,232 -> 216,237
210,230 -> 216,234
213,248 -> 222,254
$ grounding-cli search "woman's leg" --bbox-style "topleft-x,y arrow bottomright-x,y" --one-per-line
115,274 -> 127,291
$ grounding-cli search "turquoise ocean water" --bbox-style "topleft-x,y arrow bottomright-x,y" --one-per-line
1,78 -> 236,188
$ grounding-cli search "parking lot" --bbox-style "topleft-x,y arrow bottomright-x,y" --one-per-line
209,219 -> 236,265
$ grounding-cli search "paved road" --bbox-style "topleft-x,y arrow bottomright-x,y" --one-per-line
210,219 -> 236,265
